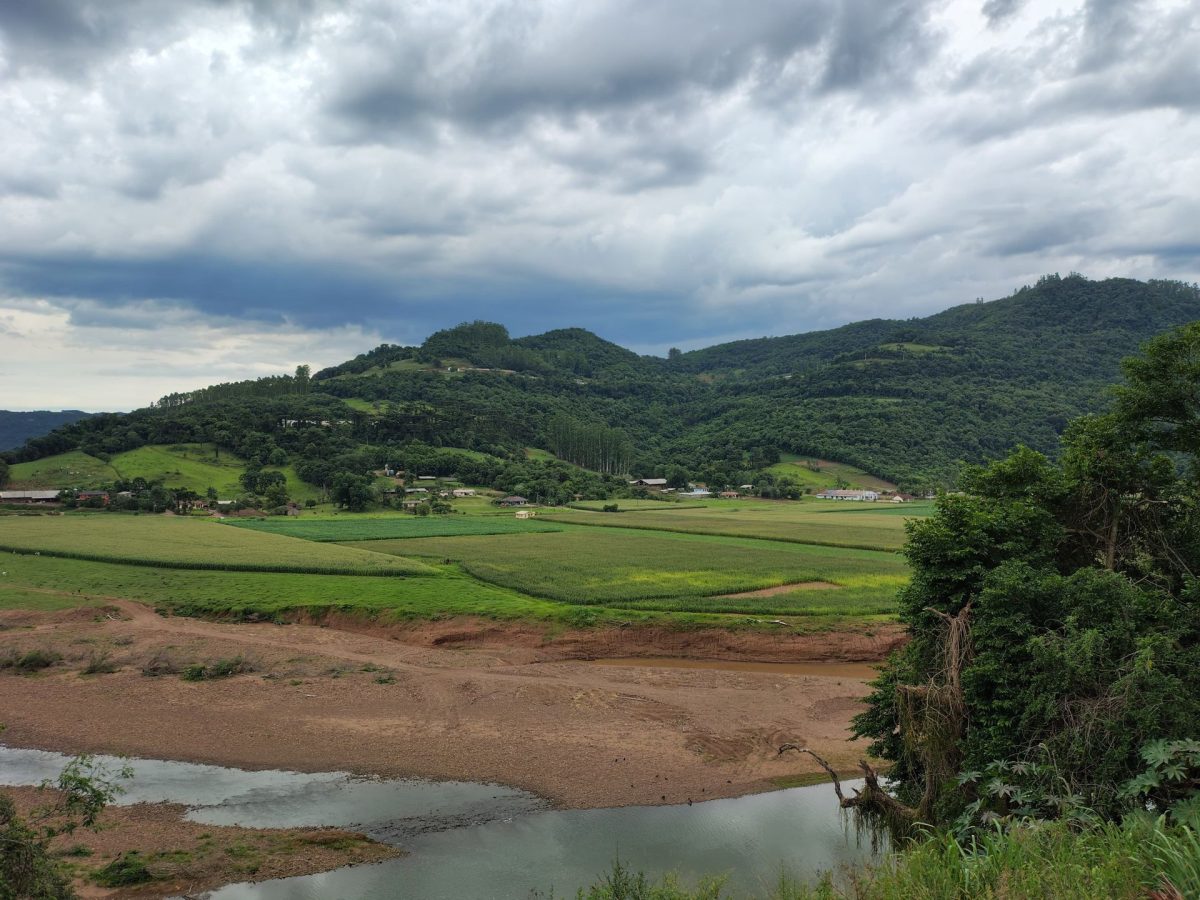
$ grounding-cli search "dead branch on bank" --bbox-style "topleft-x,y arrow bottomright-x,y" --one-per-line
777,745 -> 917,828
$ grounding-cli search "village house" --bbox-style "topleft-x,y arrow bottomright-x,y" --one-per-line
514,509 -> 536,519
499,495 -> 529,507
718,490 -> 739,499
814,489 -> 880,501
452,488 -> 476,497
628,478 -> 668,490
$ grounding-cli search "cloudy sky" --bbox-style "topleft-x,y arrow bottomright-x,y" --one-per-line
1,0 -> 1197,410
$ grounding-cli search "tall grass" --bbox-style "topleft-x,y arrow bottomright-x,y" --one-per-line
568,817 -> 1197,899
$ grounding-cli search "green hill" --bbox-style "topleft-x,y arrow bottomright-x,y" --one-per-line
5,274 -> 1198,495
0,410 -> 98,452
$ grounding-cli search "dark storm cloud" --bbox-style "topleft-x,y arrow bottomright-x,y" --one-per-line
323,0 -> 942,136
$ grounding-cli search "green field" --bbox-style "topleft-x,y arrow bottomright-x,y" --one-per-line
0,515 -> 432,575
347,527 -> 907,615
762,455 -> 898,492
224,516 -> 565,542
569,499 -> 709,511
8,444 -> 322,502
8,450 -> 119,488
541,499 -> 932,551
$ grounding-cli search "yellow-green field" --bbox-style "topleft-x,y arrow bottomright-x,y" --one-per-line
346,526 -> 907,615
0,515 -> 432,575
0,491 -> 919,624
541,498 -> 932,551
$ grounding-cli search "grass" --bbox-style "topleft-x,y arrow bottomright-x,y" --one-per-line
0,515 -> 433,575
569,500 -> 710,511
223,516 -> 565,542
761,456 -> 897,493
569,817 -> 1198,899
8,450 -> 118,488
348,527 -> 907,615
8,444 -> 322,502
541,500 -> 933,552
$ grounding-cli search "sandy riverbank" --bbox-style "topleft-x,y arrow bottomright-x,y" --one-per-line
0,602 -> 900,810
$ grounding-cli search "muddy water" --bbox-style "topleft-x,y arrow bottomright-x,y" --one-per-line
0,746 -> 881,899
590,657 -> 880,679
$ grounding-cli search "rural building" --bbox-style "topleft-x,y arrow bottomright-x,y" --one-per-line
629,478 -> 668,490
452,488 -> 476,497
405,487 -> 429,494
76,491 -> 110,505
514,509 -> 536,519
499,495 -> 529,507
0,490 -> 61,503
718,490 -> 739,499
814,489 -> 879,502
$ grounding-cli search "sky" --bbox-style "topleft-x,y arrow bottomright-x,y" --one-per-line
1,0 -> 1198,411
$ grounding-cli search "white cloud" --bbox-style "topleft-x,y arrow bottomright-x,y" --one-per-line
0,296 -> 380,410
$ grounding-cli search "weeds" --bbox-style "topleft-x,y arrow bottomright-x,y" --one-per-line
181,655 -> 258,681
0,648 -> 62,672
93,851 -> 154,887
81,651 -> 118,675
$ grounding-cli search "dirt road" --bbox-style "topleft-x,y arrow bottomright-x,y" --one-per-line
0,602 -> 899,809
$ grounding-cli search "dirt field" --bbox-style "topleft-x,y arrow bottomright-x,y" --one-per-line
6,785 -> 399,899
0,601 -> 903,810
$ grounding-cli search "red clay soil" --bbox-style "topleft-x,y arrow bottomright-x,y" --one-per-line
715,581 -> 840,599
0,601 -> 903,812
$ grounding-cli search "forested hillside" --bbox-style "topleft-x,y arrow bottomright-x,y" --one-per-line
0,410 -> 98,452
5,275 -> 1198,496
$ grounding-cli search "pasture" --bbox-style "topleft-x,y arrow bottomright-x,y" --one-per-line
347,526 -> 907,616
8,450 -> 118,488
0,515 -> 432,575
225,516 -> 564,542
541,498 -> 933,551
6,443 -> 321,502
761,454 -> 898,492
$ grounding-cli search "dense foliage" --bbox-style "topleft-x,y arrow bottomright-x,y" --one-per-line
853,322 -> 1200,826
5,276 -> 1199,497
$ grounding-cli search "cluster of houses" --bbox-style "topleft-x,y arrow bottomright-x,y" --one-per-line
813,489 -> 915,502
628,479 -> 755,500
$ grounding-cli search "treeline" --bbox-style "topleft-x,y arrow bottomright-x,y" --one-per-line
152,366 -> 312,409
545,415 -> 633,475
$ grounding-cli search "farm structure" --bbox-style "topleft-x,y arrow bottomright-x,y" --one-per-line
815,489 -> 880,501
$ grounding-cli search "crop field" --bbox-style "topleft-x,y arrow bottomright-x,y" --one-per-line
225,516 -> 565,542
347,527 -> 908,615
0,515 -> 432,575
540,499 -> 933,551
568,499 -> 709,511
0,552 -> 590,622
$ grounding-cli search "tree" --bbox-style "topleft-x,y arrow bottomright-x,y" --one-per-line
294,364 -> 311,395
0,459 -> 8,488
852,323 -> 1200,828
1,755 -> 129,899
331,472 -> 373,511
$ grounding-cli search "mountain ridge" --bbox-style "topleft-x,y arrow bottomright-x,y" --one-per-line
6,274 -> 1199,493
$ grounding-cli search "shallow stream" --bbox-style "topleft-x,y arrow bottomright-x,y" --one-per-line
0,745 -> 880,899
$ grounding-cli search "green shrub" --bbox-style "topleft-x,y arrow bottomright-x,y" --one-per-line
93,851 -> 154,887
0,649 -> 62,673
181,656 -> 257,681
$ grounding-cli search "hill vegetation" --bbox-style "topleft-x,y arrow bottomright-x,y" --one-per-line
4,275 -> 1198,502
0,410 -> 97,452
